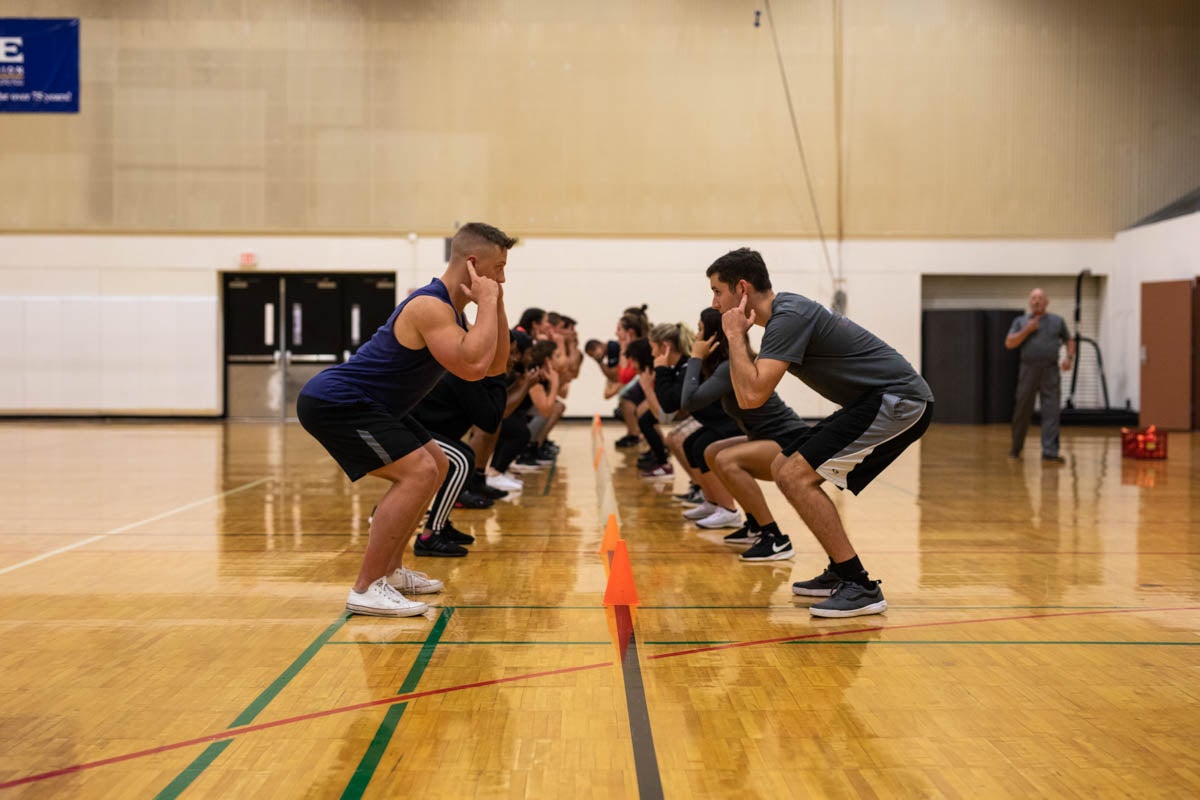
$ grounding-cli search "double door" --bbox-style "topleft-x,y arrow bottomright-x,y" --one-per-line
223,272 -> 397,419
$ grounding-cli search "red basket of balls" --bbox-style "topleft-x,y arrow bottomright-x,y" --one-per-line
1121,425 -> 1167,460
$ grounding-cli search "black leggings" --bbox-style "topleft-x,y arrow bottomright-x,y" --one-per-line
492,412 -> 532,473
429,433 -> 474,532
638,410 -> 668,464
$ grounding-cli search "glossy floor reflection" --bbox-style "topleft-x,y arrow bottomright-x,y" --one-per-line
0,420 -> 1197,798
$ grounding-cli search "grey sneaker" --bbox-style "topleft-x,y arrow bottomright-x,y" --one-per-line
809,581 -> 887,618
792,567 -> 840,597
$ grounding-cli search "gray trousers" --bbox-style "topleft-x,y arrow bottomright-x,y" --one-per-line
1011,362 -> 1060,457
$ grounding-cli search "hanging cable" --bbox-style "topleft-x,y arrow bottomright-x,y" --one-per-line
761,0 -> 841,301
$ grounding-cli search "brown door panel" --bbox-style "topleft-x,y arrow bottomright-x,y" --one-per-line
1140,279 -> 1194,430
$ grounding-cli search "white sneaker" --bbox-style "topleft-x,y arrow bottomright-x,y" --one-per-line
696,506 -> 742,529
486,472 -> 523,492
346,576 -> 428,617
387,567 -> 444,595
682,501 -> 718,520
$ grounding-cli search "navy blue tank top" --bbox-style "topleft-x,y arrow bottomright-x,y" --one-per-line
300,278 -> 467,415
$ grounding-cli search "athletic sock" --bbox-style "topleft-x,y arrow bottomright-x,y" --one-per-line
759,521 -> 781,537
832,555 -> 873,588
745,513 -> 760,532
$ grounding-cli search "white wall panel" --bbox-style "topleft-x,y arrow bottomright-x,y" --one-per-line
0,298 -> 25,408
0,233 -> 1122,417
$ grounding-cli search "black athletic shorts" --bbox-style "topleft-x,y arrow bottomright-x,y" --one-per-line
297,393 -> 432,481
747,421 -> 810,448
780,391 -> 933,495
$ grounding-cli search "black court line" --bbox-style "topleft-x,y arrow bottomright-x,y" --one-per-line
614,605 -> 663,800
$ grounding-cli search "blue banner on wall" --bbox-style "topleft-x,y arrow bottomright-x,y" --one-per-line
0,18 -> 79,113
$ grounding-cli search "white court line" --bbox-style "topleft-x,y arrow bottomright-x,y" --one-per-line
0,477 -> 271,577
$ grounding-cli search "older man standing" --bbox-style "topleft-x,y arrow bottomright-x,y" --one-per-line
1005,288 -> 1075,463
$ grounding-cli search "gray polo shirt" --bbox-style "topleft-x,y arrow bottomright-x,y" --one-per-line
1008,312 -> 1069,365
758,292 -> 934,406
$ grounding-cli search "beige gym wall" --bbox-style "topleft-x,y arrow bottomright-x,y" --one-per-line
1,0 -> 1197,236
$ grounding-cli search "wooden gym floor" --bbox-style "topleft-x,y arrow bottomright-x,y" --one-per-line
0,419 -> 1197,799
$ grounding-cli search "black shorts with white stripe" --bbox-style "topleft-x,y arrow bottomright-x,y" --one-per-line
296,393 -> 432,481
781,391 -> 933,495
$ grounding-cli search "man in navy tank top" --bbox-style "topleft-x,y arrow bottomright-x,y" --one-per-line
297,222 -> 517,617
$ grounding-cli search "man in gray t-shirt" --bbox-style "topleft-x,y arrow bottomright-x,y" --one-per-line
1005,288 -> 1075,462
708,248 -> 934,620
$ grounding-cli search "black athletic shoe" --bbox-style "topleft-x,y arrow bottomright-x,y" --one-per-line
636,452 -> 657,469
673,483 -> 700,501
536,443 -> 557,462
454,490 -> 493,509
513,452 -> 542,469
477,483 -> 508,500
722,524 -> 756,546
739,531 -> 794,562
440,521 -> 475,545
614,434 -> 640,449
413,531 -> 469,557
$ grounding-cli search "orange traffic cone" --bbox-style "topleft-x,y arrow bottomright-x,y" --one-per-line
597,513 -> 620,555
603,539 -> 640,606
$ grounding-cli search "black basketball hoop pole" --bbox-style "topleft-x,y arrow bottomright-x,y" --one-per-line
1065,269 -> 1112,411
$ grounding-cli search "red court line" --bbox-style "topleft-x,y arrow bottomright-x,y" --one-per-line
5,604 -> 1198,790
0,660 -> 612,791
647,605 -> 1200,660
483,549 -> 1200,557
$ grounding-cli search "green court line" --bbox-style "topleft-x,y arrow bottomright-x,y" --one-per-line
542,459 -> 557,496
326,640 -> 610,646
340,607 -> 453,800
154,612 -> 351,800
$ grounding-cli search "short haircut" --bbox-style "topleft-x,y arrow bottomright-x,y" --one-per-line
451,222 -> 518,257
584,339 -> 604,354
546,311 -> 563,327
706,248 -> 772,292
624,338 -> 653,371
559,315 -> 576,328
